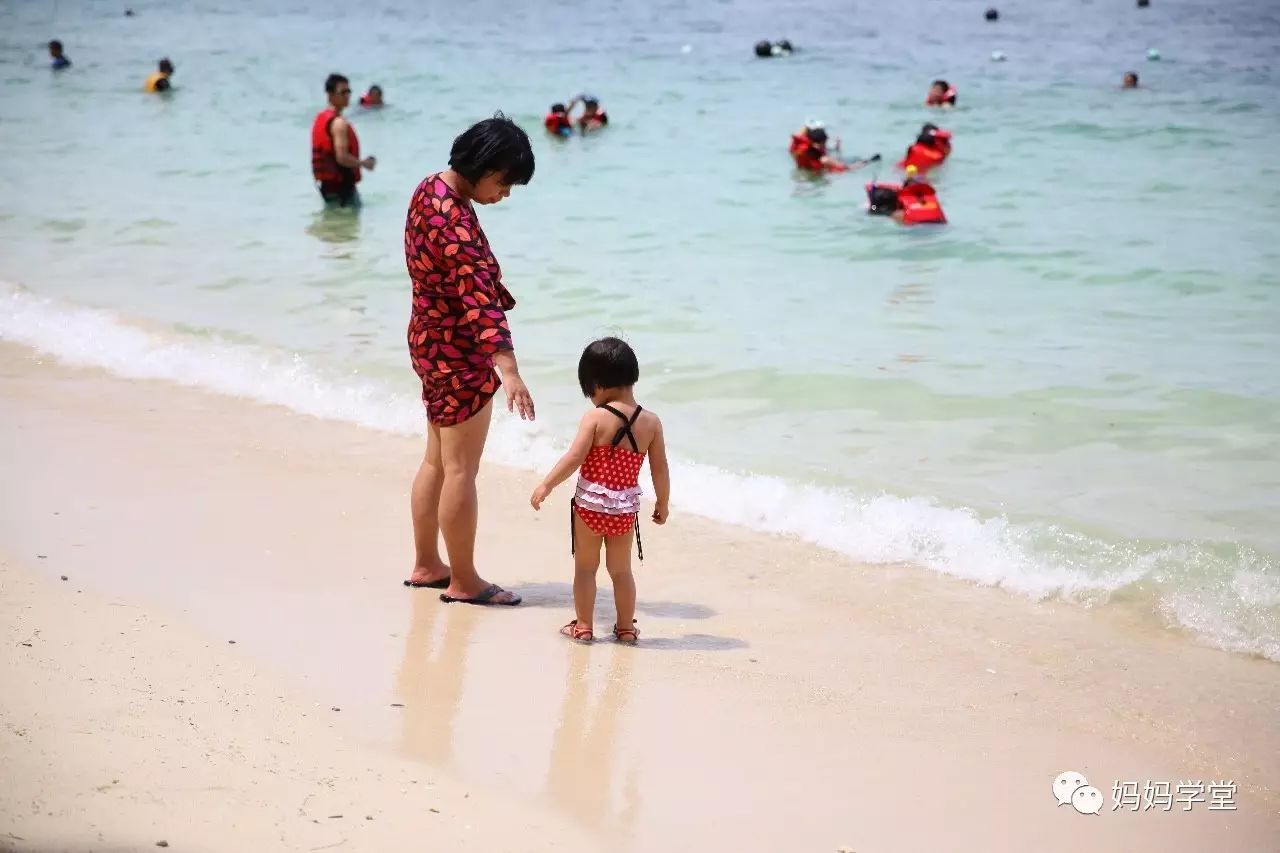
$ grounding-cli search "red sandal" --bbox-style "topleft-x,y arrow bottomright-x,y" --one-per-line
560,619 -> 594,643
612,620 -> 639,645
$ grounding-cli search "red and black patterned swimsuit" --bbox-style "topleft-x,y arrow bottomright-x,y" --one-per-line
572,405 -> 646,558
404,173 -> 515,426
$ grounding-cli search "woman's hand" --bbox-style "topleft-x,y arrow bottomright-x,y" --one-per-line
503,373 -> 535,421
530,482 -> 552,510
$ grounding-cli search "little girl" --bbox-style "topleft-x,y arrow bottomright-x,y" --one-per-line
530,338 -> 670,644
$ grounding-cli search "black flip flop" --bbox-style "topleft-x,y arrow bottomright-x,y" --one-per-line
439,583 -> 522,607
403,577 -> 450,589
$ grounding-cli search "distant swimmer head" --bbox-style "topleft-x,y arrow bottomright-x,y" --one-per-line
928,79 -> 957,105
805,126 -> 828,146
1146,48 -> 1161,61
755,40 -> 772,58
991,50 -> 1007,62
48,39 -> 64,58
360,85 -> 384,106
1122,71 -> 1139,88
449,112 -> 535,205
985,7 -> 999,20
1137,0 -> 1150,6
777,39 -> 794,53
550,102 -> 567,115
158,57 -> 174,75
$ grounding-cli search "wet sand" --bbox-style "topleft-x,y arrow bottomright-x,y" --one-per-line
1,342 -> 1277,852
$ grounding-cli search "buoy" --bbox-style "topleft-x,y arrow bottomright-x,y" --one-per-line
1146,47 -> 1161,61
991,50 -> 1007,62
985,8 -> 999,21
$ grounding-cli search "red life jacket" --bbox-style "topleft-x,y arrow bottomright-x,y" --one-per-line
545,112 -> 572,134
311,107 -> 361,185
789,133 -> 847,173
898,181 -> 947,224
579,110 -> 608,130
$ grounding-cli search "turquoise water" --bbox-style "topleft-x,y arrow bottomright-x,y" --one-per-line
2,0 -> 1278,658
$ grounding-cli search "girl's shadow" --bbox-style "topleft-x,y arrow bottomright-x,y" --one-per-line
514,582 -> 748,651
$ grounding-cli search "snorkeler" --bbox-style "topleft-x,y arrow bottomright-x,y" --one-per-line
898,123 -> 952,173
926,79 -> 957,107
544,103 -> 573,136
143,57 -> 175,92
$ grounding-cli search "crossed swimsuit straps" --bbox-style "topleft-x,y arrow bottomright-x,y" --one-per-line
570,404 -> 646,560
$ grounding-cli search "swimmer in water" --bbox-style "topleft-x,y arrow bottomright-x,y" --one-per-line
789,122 -> 849,173
926,79 -> 957,107
144,57 -> 175,92
544,103 -> 573,136
567,94 -> 609,133
48,40 -> 71,70
359,85 -> 384,107
1122,71 -> 1139,89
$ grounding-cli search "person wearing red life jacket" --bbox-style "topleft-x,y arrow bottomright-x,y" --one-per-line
925,79 -> 957,107
359,85 -> 384,108
311,73 -> 376,207
866,166 -> 947,225
544,103 -> 573,137
898,123 -> 952,173
567,94 -> 609,133
789,122 -> 849,173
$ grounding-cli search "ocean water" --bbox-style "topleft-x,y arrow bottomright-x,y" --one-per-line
1,0 -> 1278,659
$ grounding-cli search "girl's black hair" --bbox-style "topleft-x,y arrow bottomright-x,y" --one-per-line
578,337 -> 639,397
449,113 -> 535,186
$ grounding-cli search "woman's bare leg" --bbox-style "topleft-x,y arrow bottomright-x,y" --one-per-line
437,401 -> 517,603
407,421 -> 450,585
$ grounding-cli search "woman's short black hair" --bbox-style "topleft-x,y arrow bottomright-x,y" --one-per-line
449,113 -> 535,186
578,337 -> 639,396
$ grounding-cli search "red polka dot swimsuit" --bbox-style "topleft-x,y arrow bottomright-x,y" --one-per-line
572,404 -> 646,556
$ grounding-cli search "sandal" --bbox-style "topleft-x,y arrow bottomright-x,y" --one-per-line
612,620 -> 639,645
560,619 -> 594,643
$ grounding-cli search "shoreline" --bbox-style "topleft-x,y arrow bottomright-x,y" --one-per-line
1,341 -> 1277,851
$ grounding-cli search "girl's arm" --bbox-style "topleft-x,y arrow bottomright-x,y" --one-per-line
648,420 -> 671,523
530,414 -> 597,510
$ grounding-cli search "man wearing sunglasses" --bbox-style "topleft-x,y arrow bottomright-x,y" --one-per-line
311,73 -> 377,206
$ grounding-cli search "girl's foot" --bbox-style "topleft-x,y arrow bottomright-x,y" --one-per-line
560,619 -> 594,643
612,620 -> 639,645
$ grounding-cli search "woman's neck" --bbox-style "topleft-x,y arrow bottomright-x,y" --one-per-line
440,170 -> 475,203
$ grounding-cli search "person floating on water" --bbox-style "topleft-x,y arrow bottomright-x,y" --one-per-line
311,73 -> 376,207
359,85 -> 384,107
926,79 -> 957,107
1122,71 -> 1139,89
567,94 -> 609,133
544,103 -> 573,136
143,58 -> 175,92
898,122 -> 952,174
866,166 -> 947,225
754,39 -> 794,57
530,337 -> 671,645
48,40 -> 71,70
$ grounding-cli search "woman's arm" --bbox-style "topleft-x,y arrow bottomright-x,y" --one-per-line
530,414 -> 598,509
648,420 -> 671,523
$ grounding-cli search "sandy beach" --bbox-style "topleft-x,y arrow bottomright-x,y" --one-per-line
1,340 -> 1277,852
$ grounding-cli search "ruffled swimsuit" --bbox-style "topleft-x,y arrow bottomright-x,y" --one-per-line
571,404 -> 646,559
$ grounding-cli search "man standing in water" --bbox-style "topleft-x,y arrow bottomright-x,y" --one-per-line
311,73 -> 376,207
48,40 -> 71,70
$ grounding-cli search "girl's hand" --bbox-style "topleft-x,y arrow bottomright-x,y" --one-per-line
652,502 -> 669,525
530,482 -> 551,510
504,374 -> 536,421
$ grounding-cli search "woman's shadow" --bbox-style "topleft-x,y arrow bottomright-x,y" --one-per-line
515,582 -> 748,651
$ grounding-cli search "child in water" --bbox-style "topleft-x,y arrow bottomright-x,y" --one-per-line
530,338 -> 670,645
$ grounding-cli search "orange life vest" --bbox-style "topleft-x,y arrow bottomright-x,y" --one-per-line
790,133 -> 846,173
545,112 -> 572,134
897,181 -> 947,224
926,86 -> 957,106
579,110 -> 608,131
310,107 -> 361,185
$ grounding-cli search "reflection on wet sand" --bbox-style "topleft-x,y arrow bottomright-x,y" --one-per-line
545,649 -> 640,837
392,593 -> 477,767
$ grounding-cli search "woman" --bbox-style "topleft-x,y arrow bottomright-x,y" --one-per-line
403,115 -> 536,606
